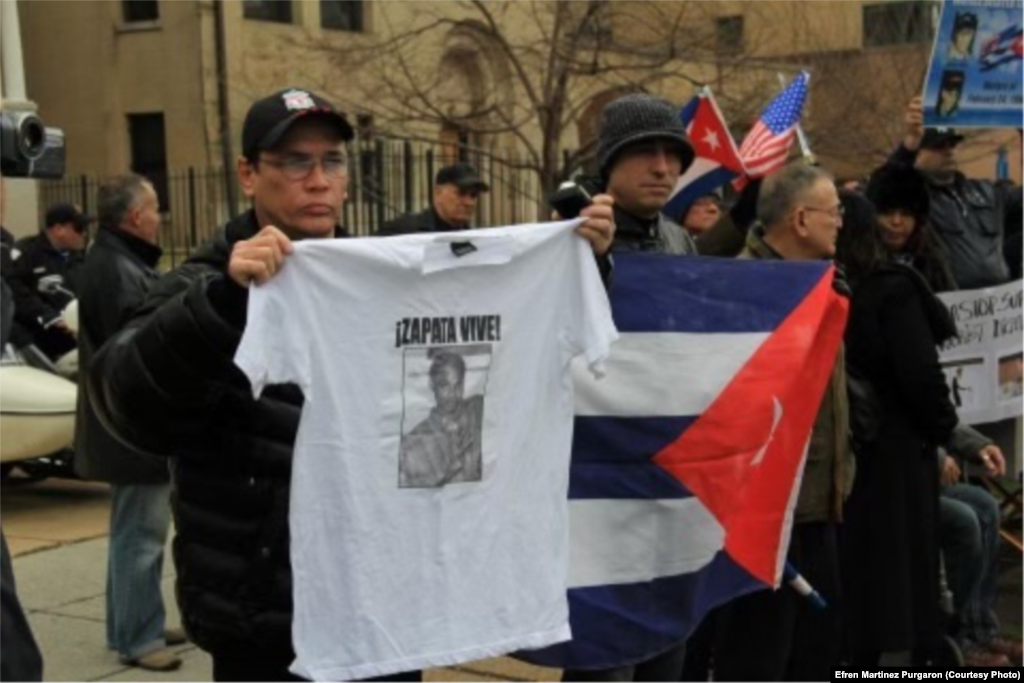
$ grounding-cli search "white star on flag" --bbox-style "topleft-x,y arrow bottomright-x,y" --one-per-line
702,129 -> 721,152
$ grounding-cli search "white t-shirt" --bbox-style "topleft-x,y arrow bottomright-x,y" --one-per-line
234,219 -> 617,681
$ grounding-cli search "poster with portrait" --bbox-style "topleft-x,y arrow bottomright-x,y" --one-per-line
398,344 -> 492,488
922,0 -> 1023,128
938,280 -> 1023,423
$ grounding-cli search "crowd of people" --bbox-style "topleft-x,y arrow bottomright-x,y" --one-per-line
0,83 -> 1020,682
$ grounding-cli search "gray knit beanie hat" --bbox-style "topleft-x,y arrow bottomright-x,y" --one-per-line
597,94 -> 695,178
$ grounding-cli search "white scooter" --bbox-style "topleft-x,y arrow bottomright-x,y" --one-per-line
0,299 -> 79,481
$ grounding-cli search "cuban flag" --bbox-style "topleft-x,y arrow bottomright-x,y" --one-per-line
736,72 -> 810,181
979,25 -> 1023,72
520,254 -> 848,670
662,87 -> 746,220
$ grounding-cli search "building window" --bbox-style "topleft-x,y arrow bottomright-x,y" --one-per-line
863,1 -> 932,47
128,113 -> 168,208
715,16 -> 744,53
243,0 -> 293,24
321,0 -> 364,32
122,0 -> 159,23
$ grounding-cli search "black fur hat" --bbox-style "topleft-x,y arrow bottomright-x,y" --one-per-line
865,164 -> 930,224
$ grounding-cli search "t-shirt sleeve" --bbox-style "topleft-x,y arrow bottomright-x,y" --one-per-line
563,238 -> 619,377
234,271 -> 311,398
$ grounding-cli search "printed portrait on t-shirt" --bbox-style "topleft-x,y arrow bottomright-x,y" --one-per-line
399,344 -> 491,488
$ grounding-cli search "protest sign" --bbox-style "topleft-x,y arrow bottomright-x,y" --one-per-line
938,279 -> 1023,424
922,0 -> 1023,128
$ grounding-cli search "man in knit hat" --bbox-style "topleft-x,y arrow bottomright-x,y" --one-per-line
559,93 -> 696,683
594,93 -> 696,255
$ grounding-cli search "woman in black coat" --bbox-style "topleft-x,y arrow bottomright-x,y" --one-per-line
835,190 -> 960,666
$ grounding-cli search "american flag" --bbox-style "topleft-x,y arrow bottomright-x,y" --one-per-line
737,72 -> 809,178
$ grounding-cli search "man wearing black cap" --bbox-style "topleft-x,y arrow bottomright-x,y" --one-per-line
595,93 -> 697,256
9,202 -> 90,359
379,162 -> 490,235
891,97 -> 1020,290
86,87 -> 420,681
558,93 -> 696,683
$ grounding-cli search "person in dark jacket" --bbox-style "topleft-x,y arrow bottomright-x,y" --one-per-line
89,88 -> 615,683
559,92 -> 695,683
864,164 -> 957,293
713,164 -> 852,682
72,174 -> 187,671
889,98 -> 1018,290
889,97 -> 1022,520
1,263 -> 45,683
599,94 -> 696,258
378,163 -> 489,235
834,190 -> 993,666
9,203 -> 89,360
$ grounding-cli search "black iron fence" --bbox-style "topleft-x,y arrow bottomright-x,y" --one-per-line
38,138 -> 550,268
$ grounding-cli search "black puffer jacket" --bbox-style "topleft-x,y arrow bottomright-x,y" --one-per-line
89,210 -> 333,659
74,227 -> 166,484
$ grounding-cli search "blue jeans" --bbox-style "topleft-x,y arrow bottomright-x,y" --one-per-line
105,482 -> 172,659
939,483 -> 1001,646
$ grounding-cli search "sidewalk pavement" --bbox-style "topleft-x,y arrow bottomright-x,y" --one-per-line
4,479 -> 556,682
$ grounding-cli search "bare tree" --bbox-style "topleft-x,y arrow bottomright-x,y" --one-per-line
295,0 -> 786,204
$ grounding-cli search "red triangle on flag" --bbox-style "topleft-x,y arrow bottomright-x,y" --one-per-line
652,270 -> 848,585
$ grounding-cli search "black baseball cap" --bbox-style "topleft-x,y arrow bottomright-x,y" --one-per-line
242,88 -> 354,161
921,127 -> 965,149
45,203 -> 92,231
435,163 -> 489,192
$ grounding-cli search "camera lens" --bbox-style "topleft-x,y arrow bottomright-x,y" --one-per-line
19,116 -> 46,160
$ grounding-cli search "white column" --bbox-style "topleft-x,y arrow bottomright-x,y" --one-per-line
1,0 -> 42,238
1,0 -> 30,105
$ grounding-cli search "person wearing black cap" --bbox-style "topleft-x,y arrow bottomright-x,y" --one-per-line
86,87 -> 419,682
379,162 -> 490,235
557,93 -> 695,683
890,96 -> 1019,291
9,202 -> 90,360
595,93 -> 697,256
948,12 -> 978,61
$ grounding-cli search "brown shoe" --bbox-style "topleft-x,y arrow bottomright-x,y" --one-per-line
164,627 -> 188,646
121,648 -> 183,671
963,644 -> 1011,667
987,636 -> 1024,661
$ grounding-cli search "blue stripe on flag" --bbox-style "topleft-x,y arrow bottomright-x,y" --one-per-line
679,95 -> 700,126
663,166 -> 739,219
572,416 -> 696,462
519,552 -> 765,670
569,462 -> 693,500
609,255 -> 830,334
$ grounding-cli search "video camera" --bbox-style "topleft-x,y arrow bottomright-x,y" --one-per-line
1,109 -> 66,179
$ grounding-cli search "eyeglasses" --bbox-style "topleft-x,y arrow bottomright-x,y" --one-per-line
803,204 -> 845,221
258,153 -> 348,181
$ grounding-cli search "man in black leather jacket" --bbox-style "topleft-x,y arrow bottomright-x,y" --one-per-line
888,97 -> 1020,290
90,88 -> 615,682
73,174 -> 186,671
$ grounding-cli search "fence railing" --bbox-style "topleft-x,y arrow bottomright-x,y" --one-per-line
38,138 -> 550,266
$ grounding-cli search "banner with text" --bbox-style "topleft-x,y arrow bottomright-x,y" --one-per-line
938,279 -> 1023,424
922,0 -> 1023,128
